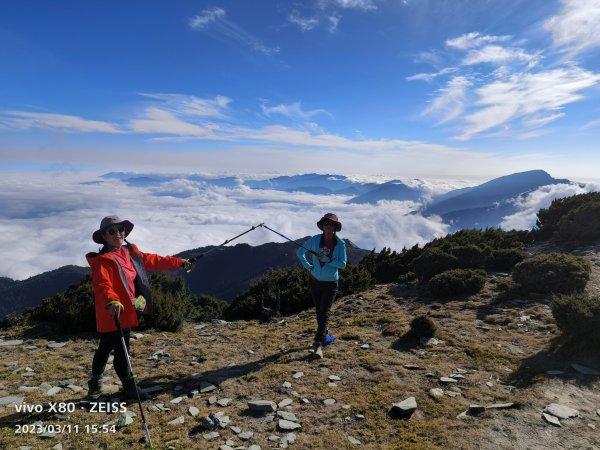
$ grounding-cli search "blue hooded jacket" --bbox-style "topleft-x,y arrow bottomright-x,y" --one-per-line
296,234 -> 347,282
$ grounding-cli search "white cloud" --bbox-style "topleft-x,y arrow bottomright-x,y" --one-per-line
289,11 -> 319,31
189,7 -> 279,56
129,108 -> 226,139
446,32 -> 511,50
260,101 -> 331,121
188,7 -> 226,29
0,111 -> 122,133
327,15 -> 341,33
458,67 -> 600,140
424,76 -> 472,123
500,182 -> 600,230
333,0 -> 378,10
462,45 -> 540,68
139,93 -> 231,118
0,172 -> 450,280
406,67 -> 457,82
544,0 -> 600,56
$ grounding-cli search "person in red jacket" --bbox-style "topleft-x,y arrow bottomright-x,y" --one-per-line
86,215 -> 191,399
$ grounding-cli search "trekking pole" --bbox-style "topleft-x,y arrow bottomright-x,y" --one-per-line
114,316 -> 154,449
261,224 -> 319,256
187,223 -> 265,263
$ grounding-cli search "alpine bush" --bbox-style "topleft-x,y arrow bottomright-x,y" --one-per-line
338,263 -> 374,297
535,192 -> 600,246
27,275 -> 96,333
140,272 -> 192,332
554,201 -> 600,249
488,248 -> 526,272
448,244 -> 489,269
224,266 -> 311,321
551,292 -> 600,344
428,269 -> 487,298
512,253 -> 591,295
27,272 -> 206,333
409,315 -> 437,337
224,263 -> 373,321
411,248 -> 459,281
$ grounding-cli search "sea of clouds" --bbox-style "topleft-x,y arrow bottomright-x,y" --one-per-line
1,171 -> 598,281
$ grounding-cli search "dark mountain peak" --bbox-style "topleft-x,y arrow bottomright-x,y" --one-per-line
346,179 -> 422,204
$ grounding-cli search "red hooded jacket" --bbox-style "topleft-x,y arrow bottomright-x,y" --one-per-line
86,243 -> 183,333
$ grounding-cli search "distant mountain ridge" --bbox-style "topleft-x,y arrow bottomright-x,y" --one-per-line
0,265 -> 89,319
423,170 -> 571,231
0,239 -> 370,319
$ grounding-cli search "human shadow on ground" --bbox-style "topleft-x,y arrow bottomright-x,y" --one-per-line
507,337 -> 600,388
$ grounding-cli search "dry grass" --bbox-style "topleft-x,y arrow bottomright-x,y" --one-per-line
1,278 -> 600,449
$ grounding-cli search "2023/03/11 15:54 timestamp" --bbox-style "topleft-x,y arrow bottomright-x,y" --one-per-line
15,423 -> 117,434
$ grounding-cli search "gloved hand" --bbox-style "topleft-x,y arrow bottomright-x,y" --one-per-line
182,257 -> 196,272
107,301 -> 124,319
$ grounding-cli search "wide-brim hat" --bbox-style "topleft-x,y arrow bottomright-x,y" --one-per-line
317,213 -> 342,232
92,215 -> 134,244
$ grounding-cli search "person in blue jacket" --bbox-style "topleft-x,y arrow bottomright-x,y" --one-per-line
297,213 -> 347,359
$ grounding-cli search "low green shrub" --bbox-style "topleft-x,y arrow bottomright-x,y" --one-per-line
552,292 -> 600,344
429,269 -> 487,298
512,253 -> 591,295
27,272 -> 208,333
535,192 -> 600,243
224,263 -> 373,321
448,244 -> 489,269
187,295 -> 228,322
488,248 -> 526,271
555,201 -> 600,248
27,276 -> 96,333
409,315 -> 437,337
411,248 -> 459,281
338,263 -> 374,297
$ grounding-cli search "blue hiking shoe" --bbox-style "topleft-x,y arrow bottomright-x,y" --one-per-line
322,334 -> 335,346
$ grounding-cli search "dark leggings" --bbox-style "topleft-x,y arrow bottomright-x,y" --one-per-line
91,328 -> 131,381
310,279 -> 338,343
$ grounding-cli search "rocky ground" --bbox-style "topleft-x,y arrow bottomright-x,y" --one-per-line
1,251 -> 600,450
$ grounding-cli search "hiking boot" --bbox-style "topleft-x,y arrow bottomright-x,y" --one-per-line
312,344 -> 324,360
87,379 -> 102,399
122,381 -> 149,401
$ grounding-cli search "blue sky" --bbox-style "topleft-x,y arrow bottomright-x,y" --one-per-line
1,0 -> 599,180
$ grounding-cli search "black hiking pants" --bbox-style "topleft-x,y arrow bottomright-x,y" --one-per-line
310,279 -> 338,344
91,328 -> 131,382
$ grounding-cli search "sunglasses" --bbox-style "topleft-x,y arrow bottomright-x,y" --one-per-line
322,220 -> 337,227
105,225 -> 126,236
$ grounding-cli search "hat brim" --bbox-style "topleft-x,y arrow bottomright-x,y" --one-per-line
92,220 -> 134,244
317,219 -> 342,232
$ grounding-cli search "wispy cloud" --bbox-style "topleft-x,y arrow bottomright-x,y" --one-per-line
189,7 -> 279,55
139,93 -> 231,118
424,76 -> 472,124
288,0 -> 379,33
406,67 -> 457,82
260,101 -> 331,121
544,0 -> 600,57
332,0 -> 378,10
288,11 -> 319,31
0,111 -> 122,133
410,9 -> 600,141
446,32 -> 511,50
129,108 -> 226,139
462,45 -> 540,68
458,67 -> 600,140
